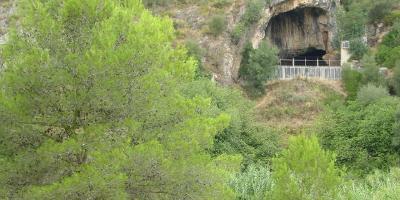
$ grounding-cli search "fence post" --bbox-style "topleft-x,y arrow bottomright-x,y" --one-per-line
317,58 -> 319,67
328,59 -> 330,67
305,58 -> 307,66
292,58 -> 294,67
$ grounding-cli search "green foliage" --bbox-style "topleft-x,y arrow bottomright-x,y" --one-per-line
271,135 -> 342,200
231,22 -> 245,44
208,15 -> 226,36
230,164 -> 273,200
357,84 -> 389,106
376,23 -> 400,68
384,10 -> 400,26
368,2 -> 394,24
185,40 -> 209,78
342,66 -> 363,100
230,0 -> 266,45
242,0 -> 265,26
339,168 -> 400,200
239,41 -> 279,95
181,79 -> 280,166
390,62 -> 400,96
317,98 -> 400,175
360,53 -> 385,85
337,6 -> 366,41
0,0 -> 241,198
349,39 -> 368,60
212,0 -> 233,8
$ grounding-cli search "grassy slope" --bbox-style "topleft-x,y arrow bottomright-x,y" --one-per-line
254,79 -> 345,142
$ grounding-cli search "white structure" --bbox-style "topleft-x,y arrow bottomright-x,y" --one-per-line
341,41 -> 351,66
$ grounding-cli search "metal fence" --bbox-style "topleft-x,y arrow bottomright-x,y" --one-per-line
277,65 -> 342,80
274,59 -> 342,80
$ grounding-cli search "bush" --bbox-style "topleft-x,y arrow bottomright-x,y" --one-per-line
185,40 -> 209,78
230,164 -> 273,200
271,135 -> 342,200
212,0 -> 232,8
339,168 -> 400,200
350,39 -> 368,60
208,15 -> 226,36
376,23 -> 400,68
239,41 -> 279,95
368,2 -> 393,23
384,10 -> 400,26
360,53 -> 385,85
182,80 -> 280,166
242,0 -> 265,25
357,84 -> 389,105
317,97 -> 400,175
231,23 -> 245,44
342,66 -> 362,100
391,62 -> 400,96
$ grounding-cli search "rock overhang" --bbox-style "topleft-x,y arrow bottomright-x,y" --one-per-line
251,0 -> 339,60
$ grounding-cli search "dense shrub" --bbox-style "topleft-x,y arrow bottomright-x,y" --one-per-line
376,23 -> 400,68
242,0 -> 265,25
239,41 -> 279,95
339,168 -> 400,200
337,7 -> 366,41
182,79 -> 281,166
212,0 -> 232,8
185,40 -> 209,78
230,164 -> 273,200
356,84 -> 389,105
360,54 -> 385,85
350,39 -> 368,59
231,22 -> 245,44
384,10 -> 400,26
368,2 -> 393,23
271,135 -> 342,200
342,66 -> 363,100
317,97 -> 400,175
391,63 -> 400,96
0,0 -> 241,198
208,15 -> 226,36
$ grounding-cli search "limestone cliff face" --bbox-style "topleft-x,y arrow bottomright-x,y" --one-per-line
251,0 -> 338,56
0,1 -> 14,46
266,7 -> 330,57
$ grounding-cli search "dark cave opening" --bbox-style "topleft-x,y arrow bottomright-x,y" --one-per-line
293,48 -> 327,66
280,48 -> 328,66
265,6 -> 331,66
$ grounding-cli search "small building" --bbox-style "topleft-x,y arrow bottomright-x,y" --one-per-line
340,41 -> 351,66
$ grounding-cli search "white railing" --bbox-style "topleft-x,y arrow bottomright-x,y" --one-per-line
276,59 -> 342,80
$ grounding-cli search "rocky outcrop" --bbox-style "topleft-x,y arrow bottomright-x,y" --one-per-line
0,0 -> 14,45
254,0 -> 338,59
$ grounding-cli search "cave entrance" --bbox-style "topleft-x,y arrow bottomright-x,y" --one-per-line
292,48 -> 327,66
265,7 -> 330,66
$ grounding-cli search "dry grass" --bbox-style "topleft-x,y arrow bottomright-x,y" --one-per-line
254,78 -> 345,142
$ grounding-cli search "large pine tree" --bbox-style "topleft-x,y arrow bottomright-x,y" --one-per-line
0,0 -> 240,199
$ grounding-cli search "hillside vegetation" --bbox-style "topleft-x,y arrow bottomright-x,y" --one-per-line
255,79 -> 344,135
1,0 -> 400,199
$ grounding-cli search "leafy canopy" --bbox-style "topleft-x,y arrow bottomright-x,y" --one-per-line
0,0 -> 241,199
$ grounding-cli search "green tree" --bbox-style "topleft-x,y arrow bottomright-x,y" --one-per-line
357,84 -> 389,106
239,41 -> 278,94
0,0 -> 241,199
342,66 -> 363,100
317,98 -> 400,175
360,53 -> 384,85
230,164 -> 273,200
271,135 -> 342,200
208,15 -> 226,36
181,79 -> 280,166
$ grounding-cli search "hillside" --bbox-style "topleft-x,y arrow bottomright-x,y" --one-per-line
2,0 -> 400,199
254,79 -> 344,136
